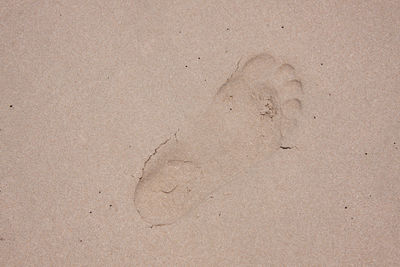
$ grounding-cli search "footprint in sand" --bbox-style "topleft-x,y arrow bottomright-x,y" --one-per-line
134,53 -> 304,226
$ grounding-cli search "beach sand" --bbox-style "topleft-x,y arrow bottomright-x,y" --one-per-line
1,0 -> 399,265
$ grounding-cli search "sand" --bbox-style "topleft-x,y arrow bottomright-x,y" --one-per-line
1,0 -> 399,266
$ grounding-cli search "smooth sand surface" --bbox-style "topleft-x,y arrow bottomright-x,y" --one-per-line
1,1 -> 399,266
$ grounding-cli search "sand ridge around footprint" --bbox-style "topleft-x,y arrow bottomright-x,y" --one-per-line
134,53 -> 304,226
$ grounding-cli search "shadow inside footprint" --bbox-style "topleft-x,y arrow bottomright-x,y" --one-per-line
134,53 -> 304,226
